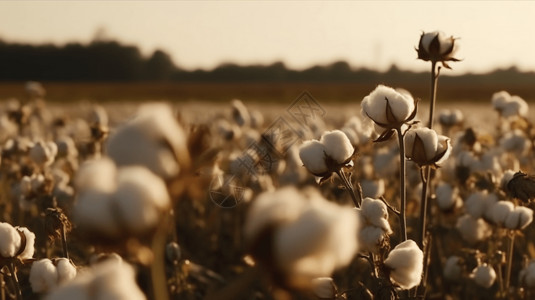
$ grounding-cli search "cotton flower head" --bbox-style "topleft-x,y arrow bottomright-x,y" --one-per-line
299,130 -> 355,178
30,258 -> 77,293
464,191 -> 498,220
443,256 -> 463,281
488,201 -> 515,226
504,206 -> 533,230
74,159 -> 171,238
416,31 -> 460,68
384,240 -> 423,290
405,127 -> 451,167
244,187 -> 359,290
456,214 -> 492,244
106,103 -> 190,180
0,222 -> 35,259
45,260 -> 145,300
491,91 -> 528,118
361,85 -> 417,137
470,264 -> 496,288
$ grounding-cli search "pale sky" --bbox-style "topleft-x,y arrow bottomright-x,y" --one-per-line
1,1 -> 534,74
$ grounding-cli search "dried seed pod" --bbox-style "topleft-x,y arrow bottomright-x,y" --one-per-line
506,171 -> 535,203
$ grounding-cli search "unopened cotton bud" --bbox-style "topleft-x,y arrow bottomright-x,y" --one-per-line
444,256 -> 463,281
311,277 -> 336,299
471,264 -> 496,288
504,206 -> 533,230
456,214 -> 492,244
320,130 -> 354,164
384,240 -> 423,289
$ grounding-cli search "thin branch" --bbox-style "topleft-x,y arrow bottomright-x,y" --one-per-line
379,196 -> 400,216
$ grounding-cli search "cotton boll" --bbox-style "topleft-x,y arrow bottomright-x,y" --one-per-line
73,191 -> 120,237
55,136 -> 78,159
360,197 -> 391,232
75,158 -> 117,193
320,130 -> 354,164
360,179 -> 385,199
55,258 -> 77,284
471,264 -> 496,288
505,206 -> 533,230
500,170 -> 516,191
311,277 -> 336,299
16,226 -> 35,259
456,214 -> 492,244
492,91 -> 510,110
502,96 -> 528,118
299,140 -> 328,175
384,240 -> 423,290
29,140 -> 57,167
489,201 -> 514,226
436,182 -> 461,211
89,105 -> 109,127
106,103 -> 190,179
465,191 -> 498,220
231,99 -> 250,127
30,259 -> 59,293
359,226 -> 386,252
0,222 -> 21,258
405,128 -> 438,162
443,256 -> 463,281
439,109 -> 464,127
361,85 -> 415,127
520,261 -> 535,287
113,166 -> 171,234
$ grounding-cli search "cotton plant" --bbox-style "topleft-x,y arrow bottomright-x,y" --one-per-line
299,129 -> 361,207
244,187 -> 359,292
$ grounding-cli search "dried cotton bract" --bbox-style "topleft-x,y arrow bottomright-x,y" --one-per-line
384,240 -> 423,290
106,103 -> 190,180
244,187 -> 359,290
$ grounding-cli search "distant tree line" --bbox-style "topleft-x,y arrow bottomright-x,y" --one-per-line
1,38 -> 535,84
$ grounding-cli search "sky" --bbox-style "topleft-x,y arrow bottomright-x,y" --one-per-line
1,1 -> 535,74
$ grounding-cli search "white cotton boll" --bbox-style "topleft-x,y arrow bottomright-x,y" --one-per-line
299,140 -> 328,175
16,226 -> 35,259
360,179 -> 385,199
113,166 -> 171,234
30,259 -> 59,293
464,192 -> 488,219
20,176 -> 32,197
73,191 -> 119,237
0,222 -> 21,258
521,261 -> 535,287
361,85 -> 414,126
420,31 -> 439,53
501,95 -> 528,118
244,187 -> 307,243
56,258 -> 77,284
456,214 -> 492,244
384,240 -> 423,290
505,206 -> 533,230
439,109 -> 464,126
106,103 -> 190,180
360,197 -> 391,232
75,158 -> 117,193
275,199 -> 359,282
405,128 -> 439,161
359,225 -> 386,252
471,264 -> 496,288
500,130 -> 530,156
231,99 -> 250,127
320,130 -> 354,164
29,140 -> 56,167
436,182 -> 461,211
501,170 -> 516,191
492,91 -> 510,110
56,136 -> 78,159
311,277 -> 336,299
435,135 -> 452,166
489,201 -> 514,226
443,256 -> 463,281
89,105 -> 109,127
457,151 -> 478,170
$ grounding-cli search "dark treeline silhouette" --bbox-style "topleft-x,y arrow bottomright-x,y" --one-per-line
1,38 -> 535,85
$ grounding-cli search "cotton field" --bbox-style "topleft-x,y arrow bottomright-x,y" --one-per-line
0,31 -> 534,300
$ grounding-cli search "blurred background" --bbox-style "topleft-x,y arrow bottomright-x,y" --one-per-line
1,1 -> 534,103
